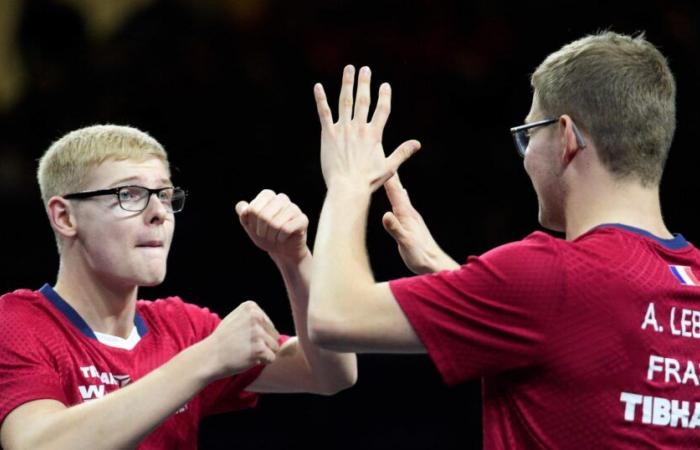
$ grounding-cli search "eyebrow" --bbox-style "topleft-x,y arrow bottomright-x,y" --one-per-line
108,177 -> 173,187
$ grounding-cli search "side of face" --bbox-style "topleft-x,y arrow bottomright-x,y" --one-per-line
67,157 -> 176,289
522,94 -> 568,232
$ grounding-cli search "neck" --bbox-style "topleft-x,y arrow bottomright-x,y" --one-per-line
54,255 -> 138,339
564,176 -> 671,241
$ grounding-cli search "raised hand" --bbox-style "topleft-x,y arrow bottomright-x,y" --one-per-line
382,174 -> 460,274
235,189 -> 310,264
204,301 -> 280,379
313,65 -> 421,192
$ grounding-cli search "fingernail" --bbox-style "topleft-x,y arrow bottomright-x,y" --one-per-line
345,65 -> 355,75
362,66 -> 371,75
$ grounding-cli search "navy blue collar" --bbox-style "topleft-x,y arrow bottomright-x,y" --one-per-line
39,283 -> 148,340
596,223 -> 689,250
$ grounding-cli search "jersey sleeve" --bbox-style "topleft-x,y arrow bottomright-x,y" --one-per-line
389,232 -> 565,385
178,301 -> 265,416
0,295 -> 68,425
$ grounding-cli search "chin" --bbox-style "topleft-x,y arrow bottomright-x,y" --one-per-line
136,267 -> 167,287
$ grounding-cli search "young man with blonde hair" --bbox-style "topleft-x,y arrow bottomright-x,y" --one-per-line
0,125 -> 356,449
308,32 -> 699,447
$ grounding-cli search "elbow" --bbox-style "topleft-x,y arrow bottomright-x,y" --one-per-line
314,363 -> 358,396
307,308 -> 346,352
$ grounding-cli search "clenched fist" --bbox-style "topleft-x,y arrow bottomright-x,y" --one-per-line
204,300 -> 280,379
235,189 -> 310,263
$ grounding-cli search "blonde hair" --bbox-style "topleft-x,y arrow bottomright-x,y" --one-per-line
531,31 -> 676,186
38,124 -> 170,205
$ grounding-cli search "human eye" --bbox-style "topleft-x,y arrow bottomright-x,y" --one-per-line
118,186 -> 146,203
158,188 -> 174,204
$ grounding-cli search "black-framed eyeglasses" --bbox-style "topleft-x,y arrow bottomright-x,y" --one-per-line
509,118 -> 558,157
63,185 -> 187,213
510,117 -> 586,157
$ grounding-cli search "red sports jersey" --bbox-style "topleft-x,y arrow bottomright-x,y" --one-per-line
390,224 -> 700,448
0,284 -> 264,449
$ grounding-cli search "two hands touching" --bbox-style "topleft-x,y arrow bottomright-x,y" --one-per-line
205,64 -> 459,379
314,64 -> 458,274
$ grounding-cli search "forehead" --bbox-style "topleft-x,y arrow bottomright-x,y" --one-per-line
86,158 -> 172,188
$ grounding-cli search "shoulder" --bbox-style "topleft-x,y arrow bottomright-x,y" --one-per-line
477,231 -> 562,264
0,289 -> 59,357
0,289 -> 53,327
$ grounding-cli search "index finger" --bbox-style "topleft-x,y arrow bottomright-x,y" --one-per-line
383,173 -> 406,206
370,82 -> 392,132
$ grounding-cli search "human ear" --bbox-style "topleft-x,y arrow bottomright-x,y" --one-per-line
47,196 -> 78,239
559,115 -> 586,164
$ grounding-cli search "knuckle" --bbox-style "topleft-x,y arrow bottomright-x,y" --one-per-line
341,97 -> 354,109
242,300 -> 259,313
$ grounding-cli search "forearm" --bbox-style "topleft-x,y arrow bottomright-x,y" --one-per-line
12,343 -> 216,450
272,249 -> 357,394
309,185 -> 376,332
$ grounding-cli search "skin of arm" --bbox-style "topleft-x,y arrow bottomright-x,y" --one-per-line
1,300 -> 281,450
234,190 -> 357,394
308,65 -> 428,354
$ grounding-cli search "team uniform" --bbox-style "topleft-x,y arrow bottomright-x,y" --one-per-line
0,284 -> 264,449
390,224 -> 700,449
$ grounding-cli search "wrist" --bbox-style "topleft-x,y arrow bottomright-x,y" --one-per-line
184,339 -> 222,384
429,250 -> 460,272
326,176 -> 373,197
269,247 -> 312,267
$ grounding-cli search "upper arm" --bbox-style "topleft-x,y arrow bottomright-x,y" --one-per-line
389,234 -> 564,384
0,399 -> 66,449
309,282 -> 426,353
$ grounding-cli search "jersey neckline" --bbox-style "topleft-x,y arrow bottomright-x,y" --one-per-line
594,223 -> 689,250
38,283 -> 148,349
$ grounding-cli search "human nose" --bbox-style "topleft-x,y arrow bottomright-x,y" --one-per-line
144,192 -> 169,223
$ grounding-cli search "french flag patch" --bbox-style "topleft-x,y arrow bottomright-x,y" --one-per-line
669,265 -> 700,286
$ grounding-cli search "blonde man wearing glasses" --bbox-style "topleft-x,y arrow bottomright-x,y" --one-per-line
0,124 -> 356,449
308,32 -> 696,447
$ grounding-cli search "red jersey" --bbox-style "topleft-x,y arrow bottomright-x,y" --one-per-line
0,284 -> 264,449
390,224 -> 700,449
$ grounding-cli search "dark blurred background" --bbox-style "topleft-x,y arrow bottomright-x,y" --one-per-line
0,0 -> 698,448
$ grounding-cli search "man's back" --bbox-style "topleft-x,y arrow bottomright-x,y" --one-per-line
391,225 -> 700,448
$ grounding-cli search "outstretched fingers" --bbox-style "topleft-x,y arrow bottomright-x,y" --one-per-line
371,83 -> 392,132
314,84 -> 333,129
338,65 -> 356,123
354,66 -> 372,122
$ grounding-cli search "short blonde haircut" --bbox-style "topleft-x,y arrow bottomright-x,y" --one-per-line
38,124 -> 170,205
532,31 -> 676,186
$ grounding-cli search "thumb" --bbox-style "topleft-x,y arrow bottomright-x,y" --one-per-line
382,211 -> 406,242
386,139 -> 421,174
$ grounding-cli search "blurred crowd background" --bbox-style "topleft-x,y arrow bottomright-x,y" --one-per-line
0,0 -> 698,448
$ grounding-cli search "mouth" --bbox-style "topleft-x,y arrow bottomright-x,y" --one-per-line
136,241 -> 164,248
